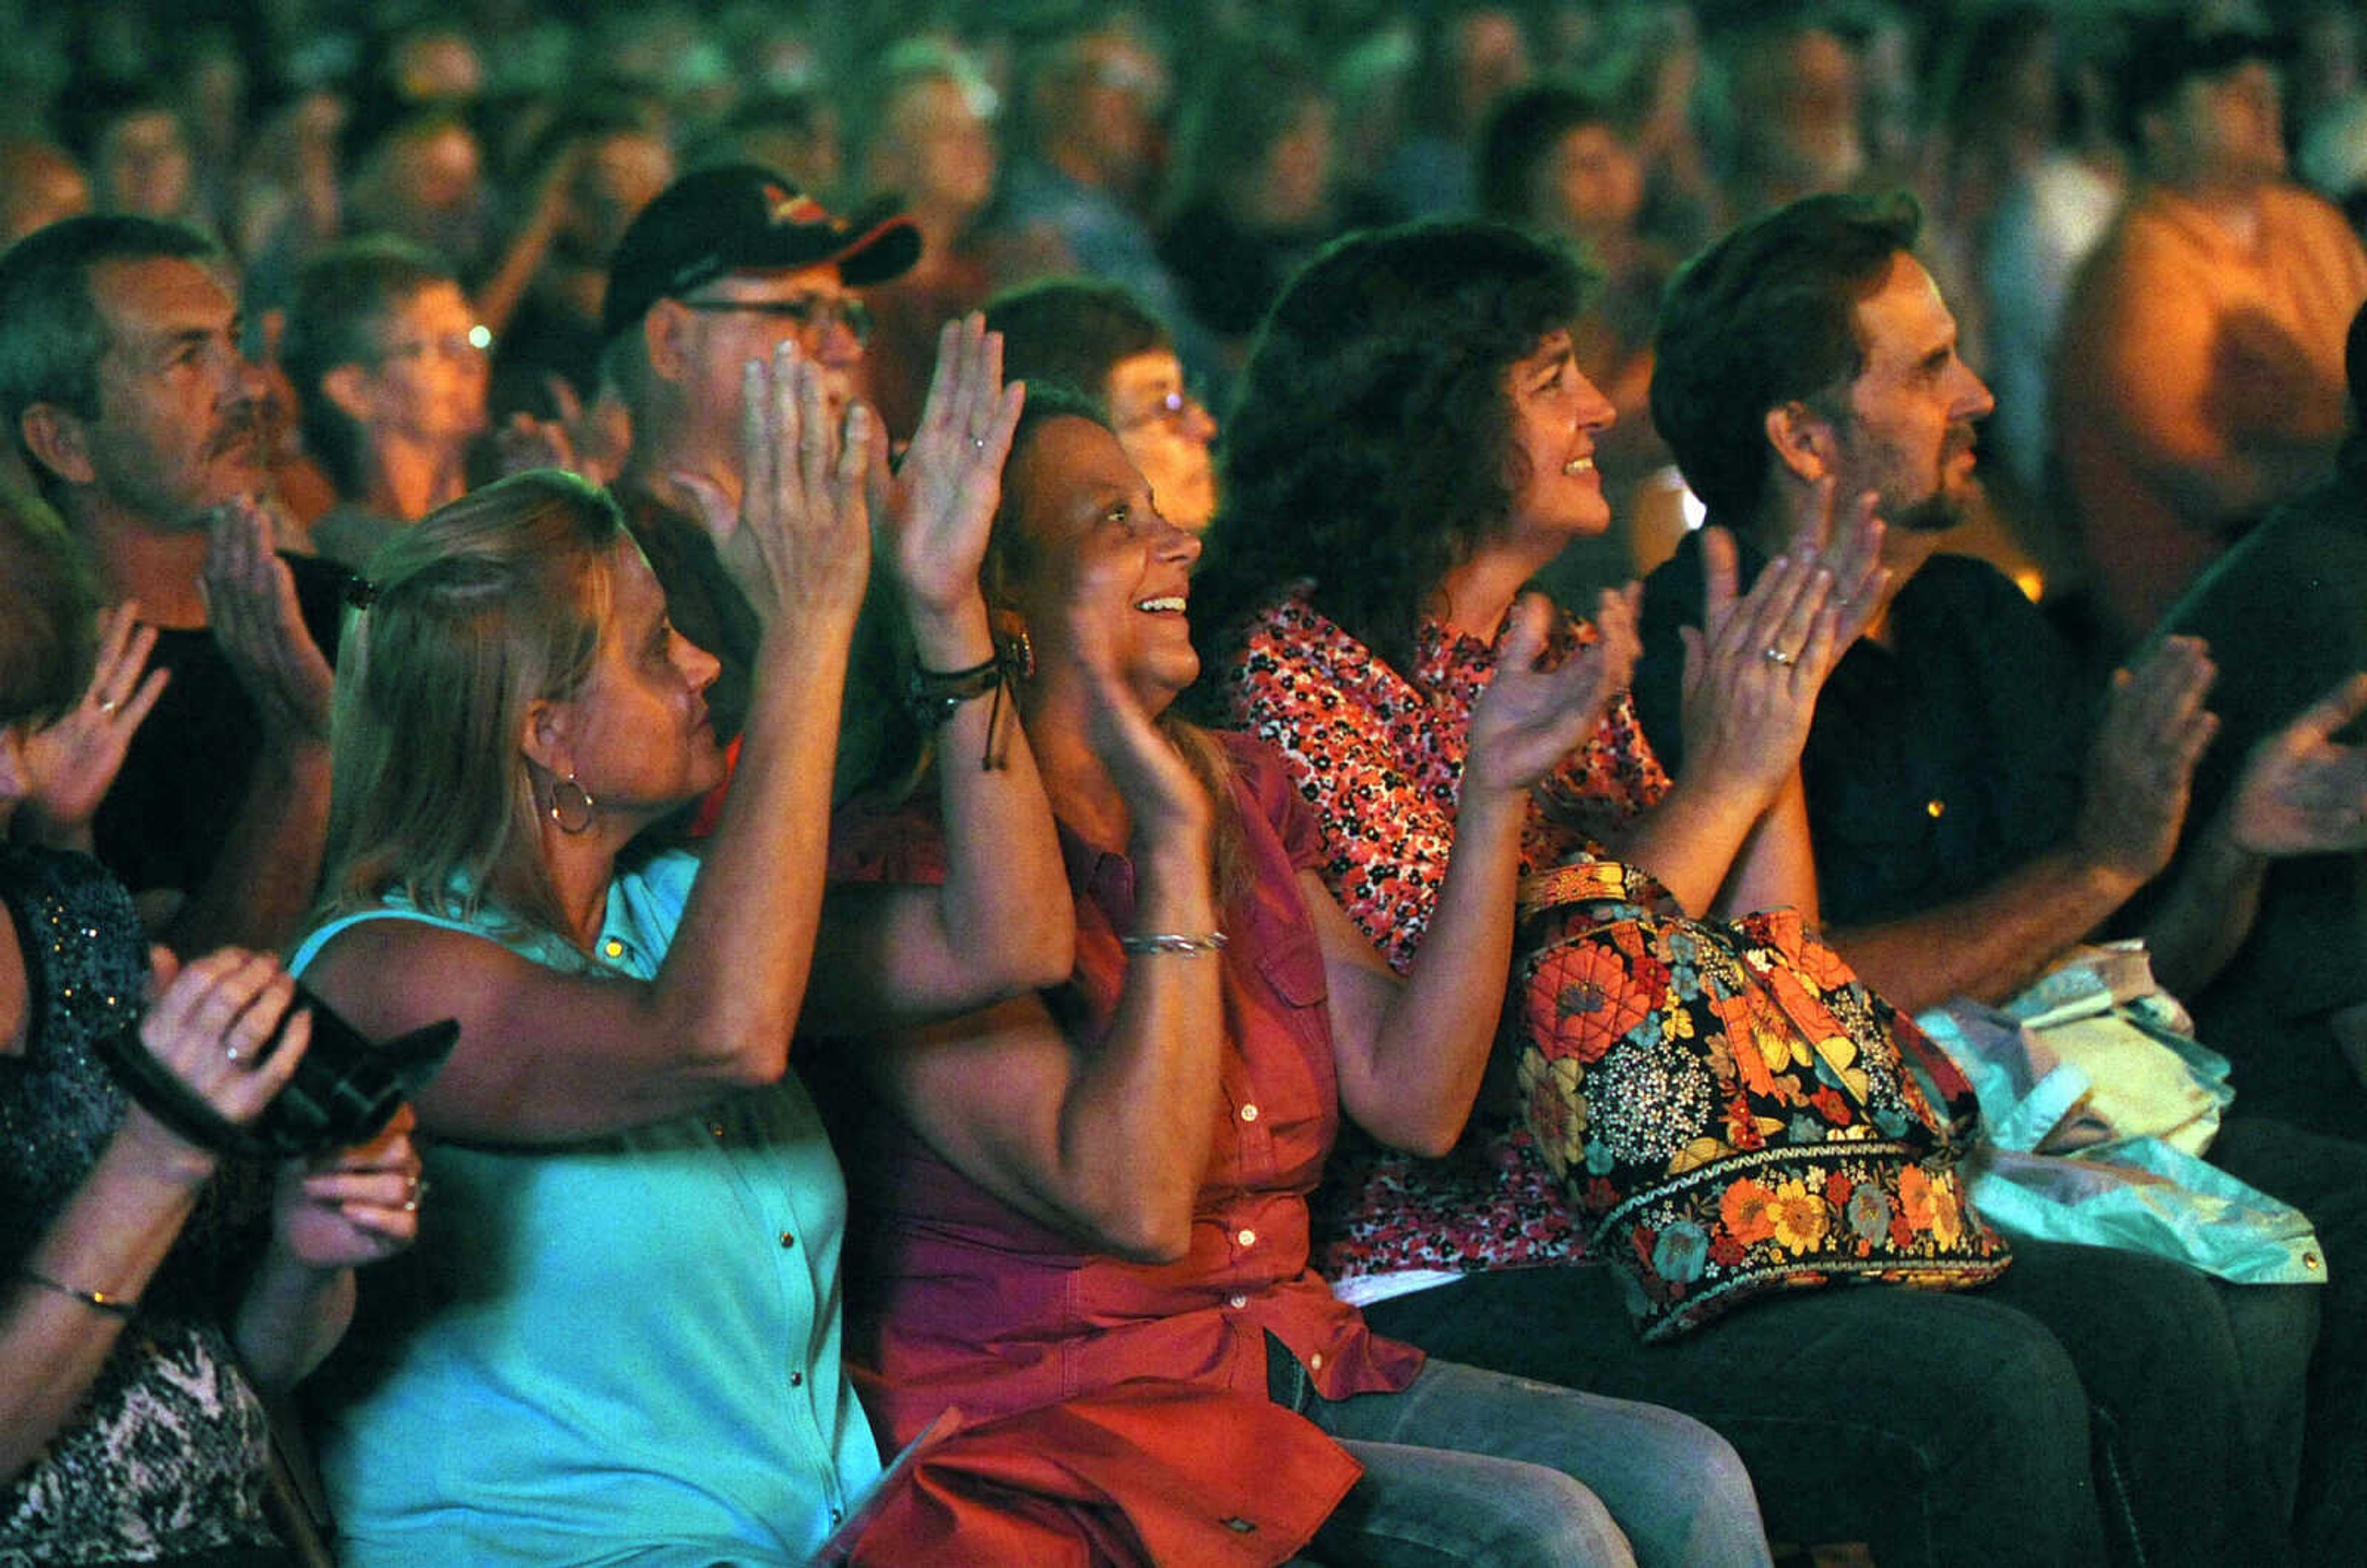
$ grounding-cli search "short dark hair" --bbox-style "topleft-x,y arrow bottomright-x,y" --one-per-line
984,279 -> 1171,419
1196,219 -> 1589,680
1476,84 -> 1614,226
0,485 -> 97,725
0,214 -> 217,490
282,236 -> 460,496
1652,190 -> 1921,525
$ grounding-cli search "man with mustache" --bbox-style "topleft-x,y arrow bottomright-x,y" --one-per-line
0,215 -> 345,954
1637,190 -> 2367,1562
1637,190 -> 2259,1014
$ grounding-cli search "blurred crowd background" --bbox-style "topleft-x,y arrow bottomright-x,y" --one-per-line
3,0 -> 2357,619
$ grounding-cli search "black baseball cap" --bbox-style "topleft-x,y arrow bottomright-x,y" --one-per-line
602,164 -> 922,340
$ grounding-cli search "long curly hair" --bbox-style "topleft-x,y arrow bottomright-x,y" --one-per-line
1193,219 -> 1590,686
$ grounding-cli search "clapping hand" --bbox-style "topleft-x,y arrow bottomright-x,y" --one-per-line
1465,590 -> 1640,798
1677,496 -> 1881,802
200,497 -> 333,745
2075,636 -> 2218,884
2229,672 -> 2367,858
889,315 -> 1027,624
17,602 -> 168,849
673,339 -> 874,633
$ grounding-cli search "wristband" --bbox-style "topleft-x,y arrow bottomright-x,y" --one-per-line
902,654 -> 1004,730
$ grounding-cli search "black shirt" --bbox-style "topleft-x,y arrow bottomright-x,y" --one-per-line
92,553 -> 353,904
1634,528 -> 2095,928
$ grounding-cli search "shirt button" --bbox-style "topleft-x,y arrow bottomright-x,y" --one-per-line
779,1231 -> 796,1249
1238,1103 -> 1260,1122
708,1121 -> 727,1140
1309,1352 -> 1323,1371
602,937 -> 625,960
790,1370 -> 804,1387
1236,1228 -> 1257,1248
1229,1294 -> 1249,1310
1924,798 -> 1945,819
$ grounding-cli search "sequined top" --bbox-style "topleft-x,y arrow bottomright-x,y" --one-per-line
0,845 -> 281,1564
1222,591 -> 1668,1283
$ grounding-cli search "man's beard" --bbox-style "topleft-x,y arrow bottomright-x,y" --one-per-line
1885,480 -> 1975,534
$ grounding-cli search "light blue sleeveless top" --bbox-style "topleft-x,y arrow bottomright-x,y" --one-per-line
290,851 -> 881,1566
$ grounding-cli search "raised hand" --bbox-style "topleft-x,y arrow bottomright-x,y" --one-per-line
17,602 -> 169,848
890,315 -> 1027,621
492,376 -> 629,487
672,339 -> 873,632
1775,478 -> 1889,651
2076,635 -> 2218,883
1466,590 -> 1638,797
1062,557 -> 1211,843
1676,525 -> 1856,801
2228,672 -> 2367,857
201,497 -> 333,745
270,1105 -> 422,1270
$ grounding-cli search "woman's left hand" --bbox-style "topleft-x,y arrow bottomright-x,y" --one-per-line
888,314 -> 1027,621
17,601 -> 169,847
269,1106 -> 422,1272
1465,589 -> 1640,797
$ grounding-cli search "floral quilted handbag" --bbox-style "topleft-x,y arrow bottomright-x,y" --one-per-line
1512,860 -> 2012,1341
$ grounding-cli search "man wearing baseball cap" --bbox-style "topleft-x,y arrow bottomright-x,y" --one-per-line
603,163 -> 919,738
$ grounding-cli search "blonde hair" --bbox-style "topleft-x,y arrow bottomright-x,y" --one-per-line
317,469 -> 621,938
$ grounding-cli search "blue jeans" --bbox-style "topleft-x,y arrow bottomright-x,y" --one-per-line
1360,1239 -> 2308,1568
1272,1346 -> 1772,1567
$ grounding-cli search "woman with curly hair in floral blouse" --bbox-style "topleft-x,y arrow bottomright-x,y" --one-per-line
1192,218 -> 2294,1567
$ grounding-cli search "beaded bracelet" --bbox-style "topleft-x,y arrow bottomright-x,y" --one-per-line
1118,931 -> 1230,957
902,654 -> 1005,731
16,1267 -> 138,1318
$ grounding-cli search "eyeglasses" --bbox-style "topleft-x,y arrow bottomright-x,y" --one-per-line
676,295 -> 875,345
372,324 -> 493,365
1115,386 -> 1206,435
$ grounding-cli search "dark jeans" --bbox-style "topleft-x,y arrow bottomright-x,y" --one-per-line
2210,1114 -> 2367,1567
1362,1238 -> 2310,1568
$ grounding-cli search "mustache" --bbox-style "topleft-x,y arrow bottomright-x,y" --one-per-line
203,400 -> 264,458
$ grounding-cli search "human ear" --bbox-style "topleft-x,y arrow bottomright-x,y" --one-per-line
320,363 -> 376,423
520,696 -> 576,778
1765,400 -> 1834,486
19,404 -> 94,486
642,300 -> 691,385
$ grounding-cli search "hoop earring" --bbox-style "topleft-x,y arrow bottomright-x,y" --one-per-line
549,772 -> 595,835
997,626 -> 1034,682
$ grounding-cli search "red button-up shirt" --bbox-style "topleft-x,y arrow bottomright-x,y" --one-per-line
840,735 -> 1421,1440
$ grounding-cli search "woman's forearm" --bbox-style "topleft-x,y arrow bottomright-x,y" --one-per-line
1,1111 -> 215,1479
1335,785 -> 1528,1155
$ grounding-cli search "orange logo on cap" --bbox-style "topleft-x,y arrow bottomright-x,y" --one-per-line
764,184 -> 828,226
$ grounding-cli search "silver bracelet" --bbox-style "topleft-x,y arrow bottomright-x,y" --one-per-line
1118,931 -> 1229,957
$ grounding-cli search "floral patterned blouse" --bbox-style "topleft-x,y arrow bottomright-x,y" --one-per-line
1223,589 -> 1669,1282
